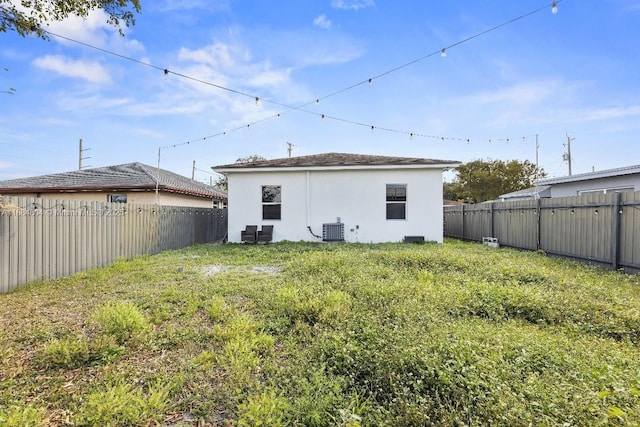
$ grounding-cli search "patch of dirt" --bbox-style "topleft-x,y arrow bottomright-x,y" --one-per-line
202,265 -> 281,276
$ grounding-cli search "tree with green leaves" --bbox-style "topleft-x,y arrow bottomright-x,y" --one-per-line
447,159 -> 546,203
0,0 -> 141,39
214,155 -> 266,192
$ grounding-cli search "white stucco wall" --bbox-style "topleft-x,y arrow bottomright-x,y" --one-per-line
227,167 -> 445,243
547,175 -> 639,197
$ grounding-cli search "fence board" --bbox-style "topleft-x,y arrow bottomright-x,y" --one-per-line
620,192 -> 640,270
445,190 -> 640,272
0,197 -> 227,292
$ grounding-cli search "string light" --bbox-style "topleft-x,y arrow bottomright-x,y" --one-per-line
38,7 -> 559,154
551,1 -> 558,14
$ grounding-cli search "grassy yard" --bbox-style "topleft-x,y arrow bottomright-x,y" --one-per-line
0,240 -> 639,426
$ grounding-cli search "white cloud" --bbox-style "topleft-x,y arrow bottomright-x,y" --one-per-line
552,105 -> 640,124
248,68 -> 292,89
313,14 -> 332,29
32,55 -> 111,84
177,41 -> 293,92
36,7 -> 145,55
155,0 -> 227,12
463,81 -> 563,107
178,43 -> 237,68
331,0 -> 374,10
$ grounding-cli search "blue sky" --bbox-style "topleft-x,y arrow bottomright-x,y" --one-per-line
1,0 -> 639,184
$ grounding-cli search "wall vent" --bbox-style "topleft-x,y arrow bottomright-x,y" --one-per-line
323,223 -> 344,242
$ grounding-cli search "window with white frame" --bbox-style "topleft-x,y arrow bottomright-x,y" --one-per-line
386,184 -> 406,220
262,185 -> 281,220
577,186 -> 634,196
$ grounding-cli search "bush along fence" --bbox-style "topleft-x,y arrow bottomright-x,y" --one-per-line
0,196 -> 227,293
444,191 -> 640,272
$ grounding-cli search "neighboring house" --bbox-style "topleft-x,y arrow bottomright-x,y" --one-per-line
535,164 -> 640,198
499,185 -> 551,201
0,162 -> 227,208
498,164 -> 640,201
213,152 -> 460,243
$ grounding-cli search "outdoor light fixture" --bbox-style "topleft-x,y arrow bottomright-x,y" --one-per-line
551,1 -> 558,14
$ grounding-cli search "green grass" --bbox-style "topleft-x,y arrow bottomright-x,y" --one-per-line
0,240 -> 639,426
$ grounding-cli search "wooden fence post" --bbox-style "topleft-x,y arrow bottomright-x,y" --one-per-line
611,192 -> 622,270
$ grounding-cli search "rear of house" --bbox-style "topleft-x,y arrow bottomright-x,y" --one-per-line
214,153 -> 459,243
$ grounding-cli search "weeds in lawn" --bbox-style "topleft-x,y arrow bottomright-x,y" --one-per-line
92,300 -> 150,344
75,377 -> 173,426
0,405 -> 44,427
0,241 -> 638,425
40,334 -> 124,369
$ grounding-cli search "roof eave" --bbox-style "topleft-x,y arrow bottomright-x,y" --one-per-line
1,185 -> 227,200
214,162 -> 461,173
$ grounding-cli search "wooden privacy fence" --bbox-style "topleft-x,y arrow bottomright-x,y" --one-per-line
0,196 -> 227,293
444,191 -> 640,272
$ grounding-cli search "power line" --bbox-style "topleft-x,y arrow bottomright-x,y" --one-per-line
38,1 -> 562,150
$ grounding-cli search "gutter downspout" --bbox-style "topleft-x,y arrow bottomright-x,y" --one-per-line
306,170 -> 322,239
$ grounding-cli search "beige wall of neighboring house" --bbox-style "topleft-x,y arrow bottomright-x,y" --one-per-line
0,163 -> 227,209
3,191 -> 220,208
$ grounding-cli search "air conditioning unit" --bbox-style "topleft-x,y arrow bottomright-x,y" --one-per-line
323,223 -> 344,242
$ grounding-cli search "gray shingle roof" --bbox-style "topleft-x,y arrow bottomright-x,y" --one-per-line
214,152 -> 460,170
499,185 -> 551,200
0,162 -> 227,200
536,164 -> 640,185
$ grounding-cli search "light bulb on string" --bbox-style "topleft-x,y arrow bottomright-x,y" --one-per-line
551,1 -> 558,14
441,48 -> 447,58
255,97 -> 259,106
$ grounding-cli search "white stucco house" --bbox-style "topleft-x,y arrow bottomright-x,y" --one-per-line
213,153 -> 460,243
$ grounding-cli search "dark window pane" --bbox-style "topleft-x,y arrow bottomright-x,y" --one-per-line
263,204 -> 281,220
386,184 -> 406,201
386,203 -> 406,219
109,194 -> 127,203
262,186 -> 281,203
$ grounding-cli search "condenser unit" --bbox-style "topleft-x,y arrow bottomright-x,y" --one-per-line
322,223 -> 344,242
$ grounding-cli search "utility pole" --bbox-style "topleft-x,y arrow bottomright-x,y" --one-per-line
286,142 -> 296,158
78,138 -> 91,170
563,134 -> 574,176
535,134 -> 540,176
192,160 -> 196,181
